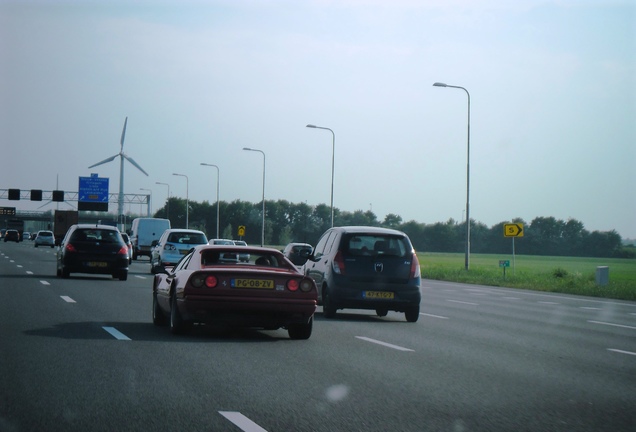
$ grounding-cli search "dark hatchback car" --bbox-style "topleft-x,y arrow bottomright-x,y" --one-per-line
4,229 -> 20,243
303,226 -> 422,322
57,224 -> 130,280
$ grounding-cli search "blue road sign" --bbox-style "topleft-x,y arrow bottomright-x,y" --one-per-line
78,176 -> 109,203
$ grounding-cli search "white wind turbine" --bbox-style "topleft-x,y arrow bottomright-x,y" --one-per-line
88,117 -> 149,229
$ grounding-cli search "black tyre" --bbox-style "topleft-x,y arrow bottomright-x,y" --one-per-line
170,292 -> 190,334
322,287 -> 337,318
153,292 -> 167,326
405,305 -> 420,323
288,316 -> 313,340
118,271 -> 128,281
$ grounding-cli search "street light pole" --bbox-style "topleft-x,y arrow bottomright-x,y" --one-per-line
306,124 -> 335,227
172,173 -> 189,229
155,182 -> 170,220
200,163 -> 220,239
433,82 -> 471,270
139,188 -> 152,217
242,147 -> 265,246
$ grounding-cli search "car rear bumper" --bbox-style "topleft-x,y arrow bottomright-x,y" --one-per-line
177,296 -> 317,326
327,281 -> 421,311
61,256 -> 129,275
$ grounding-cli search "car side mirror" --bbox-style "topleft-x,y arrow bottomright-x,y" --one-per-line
151,240 -> 158,247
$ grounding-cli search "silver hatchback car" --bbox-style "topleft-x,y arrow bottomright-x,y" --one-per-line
34,230 -> 56,248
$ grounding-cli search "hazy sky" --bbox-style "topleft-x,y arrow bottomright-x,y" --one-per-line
1,0 -> 634,238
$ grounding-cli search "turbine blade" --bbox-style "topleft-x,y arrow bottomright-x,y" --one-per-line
120,117 -> 128,151
124,155 -> 149,176
88,154 -> 118,168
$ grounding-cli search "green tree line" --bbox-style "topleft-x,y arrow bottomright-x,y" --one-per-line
152,198 -> 632,259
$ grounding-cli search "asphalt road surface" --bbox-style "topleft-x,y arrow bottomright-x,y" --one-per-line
1,241 -> 635,432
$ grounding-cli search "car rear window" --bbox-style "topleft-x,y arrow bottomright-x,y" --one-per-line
342,234 -> 409,258
71,229 -> 121,243
39,231 -> 53,237
168,232 -> 207,244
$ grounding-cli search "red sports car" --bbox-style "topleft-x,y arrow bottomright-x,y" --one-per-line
152,245 -> 317,339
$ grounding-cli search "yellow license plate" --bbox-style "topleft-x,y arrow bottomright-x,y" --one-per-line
364,291 -> 394,299
87,262 -> 108,268
232,279 -> 274,289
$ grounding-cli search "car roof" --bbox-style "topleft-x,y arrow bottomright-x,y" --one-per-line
164,228 -> 205,234
72,224 -> 120,230
330,226 -> 407,236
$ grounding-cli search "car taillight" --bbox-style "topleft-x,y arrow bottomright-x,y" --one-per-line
411,253 -> 421,279
332,250 -> 345,275
117,246 -> 129,255
65,244 -> 77,252
164,244 -> 177,251
287,279 -> 299,291
300,279 -> 313,292
191,274 -> 218,288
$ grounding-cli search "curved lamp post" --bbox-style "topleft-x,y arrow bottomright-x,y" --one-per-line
242,147 -> 265,246
433,82 -> 471,270
306,124 -> 335,227
200,163 -> 220,239
172,173 -> 189,228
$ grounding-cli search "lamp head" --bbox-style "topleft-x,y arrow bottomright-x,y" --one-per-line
306,124 -> 317,128
433,82 -> 448,87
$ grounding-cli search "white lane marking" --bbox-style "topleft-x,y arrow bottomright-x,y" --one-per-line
40,280 -> 50,286
61,296 -> 76,303
447,299 -> 479,306
589,320 -> 636,331
420,313 -> 449,319
102,326 -> 131,341
608,349 -> 636,357
135,275 -> 147,279
219,411 -> 268,432
502,297 -> 520,300
539,301 -> 560,305
355,336 -> 414,352
9,260 -> 15,263
581,307 -> 601,310
17,265 -> 23,268
26,271 -> 33,275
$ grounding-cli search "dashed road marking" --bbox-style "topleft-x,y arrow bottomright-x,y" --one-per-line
102,326 -> 131,341
219,411 -> 268,432
61,296 -> 76,303
355,336 -> 414,352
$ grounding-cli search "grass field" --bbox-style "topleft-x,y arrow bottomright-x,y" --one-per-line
418,253 -> 636,301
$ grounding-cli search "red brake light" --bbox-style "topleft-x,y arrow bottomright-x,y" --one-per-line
205,275 -> 218,288
287,279 -> 299,291
332,250 -> 345,275
411,252 -> 421,279
117,246 -> 129,255
65,244 -> 77,252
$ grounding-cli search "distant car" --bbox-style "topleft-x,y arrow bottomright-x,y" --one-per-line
4,229 -> 19,243
120,232 -> 133,264
208,239 -> 240,262
152,245 -> 317,339
34,230 -> 55,248
233,240 -> 250,262
282,242 -> 313,267
151,229 -> 208,273
22,232 -> 31,241
304,226 -> 422,322
56,224 -> 129,280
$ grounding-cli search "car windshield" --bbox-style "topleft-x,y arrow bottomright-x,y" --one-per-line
70,229 -> 121,243
343,234 -> 408,257
167,232 -> 207,244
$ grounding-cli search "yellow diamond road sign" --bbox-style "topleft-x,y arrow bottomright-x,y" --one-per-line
504,223 -> 524,237
238,225 -> 246,237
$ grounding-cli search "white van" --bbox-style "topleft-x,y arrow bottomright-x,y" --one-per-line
130,218 -> 170,260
